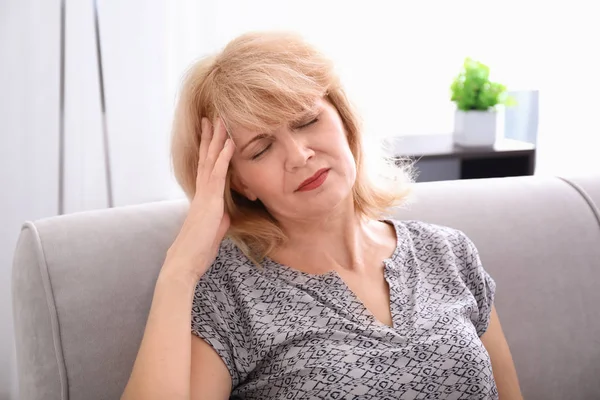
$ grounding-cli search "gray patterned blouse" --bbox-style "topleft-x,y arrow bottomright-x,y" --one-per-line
191,219 -> 498,399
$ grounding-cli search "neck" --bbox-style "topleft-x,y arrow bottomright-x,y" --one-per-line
273,196 -> 384,274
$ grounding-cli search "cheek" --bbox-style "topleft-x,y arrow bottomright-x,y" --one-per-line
331,132 -> 355,163
337,140 -> 357,179
238,161 -> 282,195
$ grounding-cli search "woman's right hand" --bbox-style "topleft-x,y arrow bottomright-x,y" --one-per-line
163,117 -> 236,282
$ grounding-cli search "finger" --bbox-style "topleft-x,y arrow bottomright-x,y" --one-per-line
195,119 -> 212,189
198,118 -> 212,167
211,138 -> 236,192
205,118 -> 228,170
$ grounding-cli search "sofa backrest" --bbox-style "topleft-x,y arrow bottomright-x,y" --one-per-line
392,175 -> 600,399
12,175 -> 600,399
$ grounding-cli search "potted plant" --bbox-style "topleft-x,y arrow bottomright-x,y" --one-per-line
450,58 -> 514,147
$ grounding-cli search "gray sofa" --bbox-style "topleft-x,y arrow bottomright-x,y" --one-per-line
11,175 -> 600,400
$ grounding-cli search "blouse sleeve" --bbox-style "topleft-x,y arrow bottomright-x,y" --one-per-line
191,269 -> 244,387
456,230 -> 497,337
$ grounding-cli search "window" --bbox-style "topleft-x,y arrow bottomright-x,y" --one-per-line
167,1 -> 600,177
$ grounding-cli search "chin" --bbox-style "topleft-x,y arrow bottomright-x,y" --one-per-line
298,185 -> 353,215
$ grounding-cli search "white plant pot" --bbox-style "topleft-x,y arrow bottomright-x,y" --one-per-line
453,110 -> 497,147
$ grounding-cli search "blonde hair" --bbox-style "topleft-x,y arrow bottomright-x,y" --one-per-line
171,31 -> 413,265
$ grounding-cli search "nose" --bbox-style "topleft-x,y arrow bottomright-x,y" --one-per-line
283,132 -> 314,172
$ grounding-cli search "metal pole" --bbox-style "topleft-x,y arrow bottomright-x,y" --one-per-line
58,0 -> 66,215
92,0 -> 114,208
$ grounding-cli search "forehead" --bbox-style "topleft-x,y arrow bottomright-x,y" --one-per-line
228,98 -> 327,142
228,125 -> 262,144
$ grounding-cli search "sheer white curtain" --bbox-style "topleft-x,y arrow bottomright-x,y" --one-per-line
166,0 -> 599,197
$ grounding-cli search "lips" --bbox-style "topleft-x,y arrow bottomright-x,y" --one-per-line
296,168 -> 330,191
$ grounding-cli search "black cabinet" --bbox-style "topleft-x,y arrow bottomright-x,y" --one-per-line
384,134 -> 535,182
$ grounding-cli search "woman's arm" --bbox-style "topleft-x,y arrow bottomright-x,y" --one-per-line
480,305 -> 523,400
121,266 -> 232,400
120,270 -> 197,400
122,117 -> 235,400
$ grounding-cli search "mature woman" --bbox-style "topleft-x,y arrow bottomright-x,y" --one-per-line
122,32 -> 522,400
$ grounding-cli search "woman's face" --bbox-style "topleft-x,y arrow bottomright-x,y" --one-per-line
229,98 -> 357,220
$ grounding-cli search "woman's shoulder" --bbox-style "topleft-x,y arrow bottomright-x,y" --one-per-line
205,238 -> 250,272
389,218 -> 488,282
388,218 -> 477,257
196,237 -> 259,293
390,218 -> 469,241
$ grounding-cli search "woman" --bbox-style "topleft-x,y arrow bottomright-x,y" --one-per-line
122,32 -> 522,400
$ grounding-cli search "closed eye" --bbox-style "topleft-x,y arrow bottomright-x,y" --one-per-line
251,143 -> 272,160
297,117 -> 319,129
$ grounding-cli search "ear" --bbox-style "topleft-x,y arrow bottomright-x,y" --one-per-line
230,172 -> 258,201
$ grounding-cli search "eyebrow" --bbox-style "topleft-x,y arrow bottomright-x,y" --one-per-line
239,133 -> 273,153
289,107 -> 321,127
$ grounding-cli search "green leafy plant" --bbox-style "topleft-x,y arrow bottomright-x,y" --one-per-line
450,58 -> 515,111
